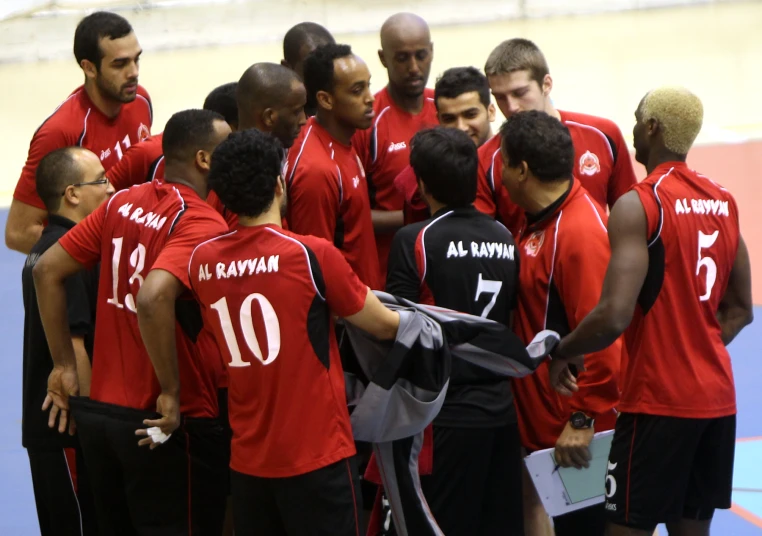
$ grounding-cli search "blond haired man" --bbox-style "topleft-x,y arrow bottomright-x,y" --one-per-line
551,86 -> 753,536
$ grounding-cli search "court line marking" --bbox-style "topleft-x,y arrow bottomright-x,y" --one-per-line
731,503 -> 762,530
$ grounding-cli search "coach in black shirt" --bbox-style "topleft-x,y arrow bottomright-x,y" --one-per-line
386,127 -> 523,536
22,146 -> 113,536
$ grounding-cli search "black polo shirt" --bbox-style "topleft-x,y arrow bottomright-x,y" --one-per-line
21,214 -> 97,450
386,205 -> 520,427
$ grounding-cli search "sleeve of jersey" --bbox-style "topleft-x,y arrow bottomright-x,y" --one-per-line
632,184 -> 660,239
58,201 -> 108,269
287,165 -> 339,242
152,214 -> 228,289
557,225 -> 621,418
14,125 -> 75,209
385,227 -> 422,302
606,126 -> 638,206
473,153 -> 497,218
107,143 -> 151,192
317,240 -> 368,317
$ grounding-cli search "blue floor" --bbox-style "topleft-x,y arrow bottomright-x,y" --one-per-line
0,209 -> 759,534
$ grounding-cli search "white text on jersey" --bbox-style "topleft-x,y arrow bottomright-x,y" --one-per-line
446,240 -> 515,260
197,256 -> 280,281
116,202 -> 168,231
674,198 -> 729,217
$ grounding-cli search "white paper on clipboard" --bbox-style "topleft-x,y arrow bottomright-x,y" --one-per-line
523,430 -> 615,517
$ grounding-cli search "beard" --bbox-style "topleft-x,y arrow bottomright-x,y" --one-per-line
96,73 -> 137,103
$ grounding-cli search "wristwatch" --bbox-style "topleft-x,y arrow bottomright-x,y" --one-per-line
569,411 -> 594,429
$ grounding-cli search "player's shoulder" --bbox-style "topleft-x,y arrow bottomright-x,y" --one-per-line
561,109 -> 624,139
278,228 -> 334,253
560,185 -> 609,235
33,86 -> 89,137
395,219 -> 430,243
131,84 -> 153,118
478,134 -> 502,159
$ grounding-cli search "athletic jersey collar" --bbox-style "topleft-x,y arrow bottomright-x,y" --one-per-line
524,178 -> 578,231
431,205 -> 479,219
651,160 -> 689,176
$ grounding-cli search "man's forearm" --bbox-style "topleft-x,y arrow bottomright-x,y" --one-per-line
372,210 -> 404,233
718,307 -> 754,346
556,303 -> 627,360
137,294 -> 180,396
34,269 -> 77,368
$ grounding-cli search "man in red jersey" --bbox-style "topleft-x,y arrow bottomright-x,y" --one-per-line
187,128 -> 400,535
352,13 -> 438,278
396,66 -> 497,225
285,43 -> 380,289
476,38 -> 636,236
551,87 -> 753,536
33,109 -> 231,535
501,111 -> 621,536
6,11 -> 152,254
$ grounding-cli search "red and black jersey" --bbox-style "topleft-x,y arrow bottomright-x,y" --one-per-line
15,85 -> 153,210
107,133 -> 164,192
623,162 -> 739,418
58,181 -> 228,417
352,87 -> 439,277
386,206 -> 519,427
474,110 -> 637,235
285,117 -> 381,289
188,224 -> 368,477
512,180 -> 621,451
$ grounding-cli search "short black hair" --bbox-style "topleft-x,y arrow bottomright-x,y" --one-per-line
73,11 -> 133,69
410,127 -> 477,208
237,63 -> 301,115
500,110 -> 574,182
434,67 -> 491,110
162,109 -> 226,164
36,147 -> 87,212
203,82 -> 238,128
208,130 -> 284,218
283,22 -> 335,68
303,43 -> 352,103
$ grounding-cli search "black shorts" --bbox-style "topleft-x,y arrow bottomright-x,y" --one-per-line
70,396 -> 228,535
217,387 -> 232,495
231,456 -> 363,536
604,412 -> 736,532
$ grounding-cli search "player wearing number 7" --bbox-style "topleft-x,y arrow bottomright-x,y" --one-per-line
383,127 -> 524,536
550,86 -> 754,536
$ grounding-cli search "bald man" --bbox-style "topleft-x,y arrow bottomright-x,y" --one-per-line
281,22 -> 335,117
352,13 -> 439,280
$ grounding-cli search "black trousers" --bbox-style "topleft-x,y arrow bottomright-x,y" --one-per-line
27,446 -> 98,536
70,396 -> 228,536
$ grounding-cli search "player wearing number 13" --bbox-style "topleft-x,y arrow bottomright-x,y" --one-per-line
552,87 -> 754,536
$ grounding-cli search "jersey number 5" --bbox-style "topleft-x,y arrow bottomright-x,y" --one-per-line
210,295 -> 281,367
474,273 -> 503,318
697,230 -> 719,302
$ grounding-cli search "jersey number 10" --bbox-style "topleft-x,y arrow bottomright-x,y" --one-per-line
210,295 -> 281,367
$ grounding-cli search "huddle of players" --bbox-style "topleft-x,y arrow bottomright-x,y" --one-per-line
13,8 -> 753,536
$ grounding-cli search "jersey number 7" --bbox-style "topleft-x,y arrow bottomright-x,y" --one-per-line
475,273 -> 503,318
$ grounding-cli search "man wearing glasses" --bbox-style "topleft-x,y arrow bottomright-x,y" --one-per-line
21,146 -> 113,536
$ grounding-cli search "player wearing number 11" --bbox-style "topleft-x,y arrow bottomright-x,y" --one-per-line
551,87 -> 754,536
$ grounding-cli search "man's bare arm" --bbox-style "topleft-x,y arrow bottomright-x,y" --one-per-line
344,288 -> 400,340
6,200 -> 46,254
372,209 -> 404,233
717,235 -> 753,345
72,336 -> 92,397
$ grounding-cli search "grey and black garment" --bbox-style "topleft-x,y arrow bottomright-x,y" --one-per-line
343,291 -> 559,536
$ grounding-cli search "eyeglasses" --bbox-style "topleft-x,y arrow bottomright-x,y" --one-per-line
61,178 -> 109,196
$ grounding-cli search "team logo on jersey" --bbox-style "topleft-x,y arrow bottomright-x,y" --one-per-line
524,230 -> 545,257
352,176 -> 361,189
100,148 -> 112,161
579,151 -> 600,176
137,123 -> 150,141
388,141 -> 407,153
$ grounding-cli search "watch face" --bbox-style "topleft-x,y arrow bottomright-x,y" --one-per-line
571,413 -> 586,428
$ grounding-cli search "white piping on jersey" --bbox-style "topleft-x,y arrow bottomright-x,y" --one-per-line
136,93 -> 152,122
696,172 -> 729,192
564,120 -> 614,161
34,90 -> 81,134
287,124 -> 313,184
105,187 -> 130,213
78,108 -> 92,146
149,156 -> 165,182
167,185 -> 187,233
327,142 -> 344,205
419,210 -> 455,283
582,194 -> 608,233
265,227 -> 326,301
489,148 -> 501,192
371,106 -> 392,164
543,210 -> 563,331
648,167 -> 674,248
187,229 -> 238,283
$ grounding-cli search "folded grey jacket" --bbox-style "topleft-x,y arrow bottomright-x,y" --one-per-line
342,291 -> 560,536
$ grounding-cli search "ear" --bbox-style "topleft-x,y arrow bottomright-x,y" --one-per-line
487,103 -> 496,123
81,59 -> 98,81
541,74 -> 553,97
63,184 -> 81,207
280,59 -> 291,69
377,49 -> 387,68
316,90 -> 333,112
275,175 -> 285,197
416,177 -> 428,197
518,160 -> 530,185
262,108 -> 276,129
196,148 -> 213,172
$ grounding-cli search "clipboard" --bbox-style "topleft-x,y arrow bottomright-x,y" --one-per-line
523,430 -> 614,517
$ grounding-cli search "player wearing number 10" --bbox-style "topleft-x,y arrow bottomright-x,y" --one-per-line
385,127 -> 523,536
552,87 -> 754,536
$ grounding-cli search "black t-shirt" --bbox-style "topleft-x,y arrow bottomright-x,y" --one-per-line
21,214 -> 97,450
386,205 -> 520,428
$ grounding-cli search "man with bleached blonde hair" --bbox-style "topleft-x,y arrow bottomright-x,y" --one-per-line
549,86 -> 754,536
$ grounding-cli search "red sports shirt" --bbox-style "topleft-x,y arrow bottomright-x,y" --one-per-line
285,117 -> 381,289
107,133 -> 164,192
512,180 -> 621,451
622,162 -> 739,418
58,181 -> 228,417
15,85 -> 153,210
189,224 -> 367,477
475,110 -> 636,235
352,87 -> 438,276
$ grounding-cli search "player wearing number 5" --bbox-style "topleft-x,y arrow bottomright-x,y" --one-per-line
188,129 -> 400,536
33,109 -> 231,535
551,87 -> 753,536
384,127 -> 523,536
